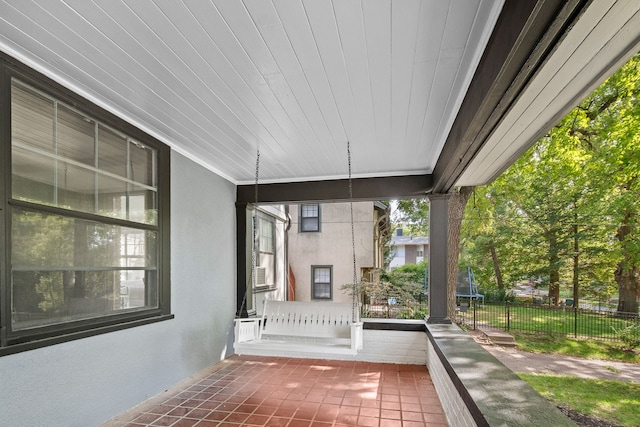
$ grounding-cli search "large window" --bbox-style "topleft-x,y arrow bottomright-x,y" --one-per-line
300,203 -> 320,232
312,266 -> 332,300
1,62 -> 170,355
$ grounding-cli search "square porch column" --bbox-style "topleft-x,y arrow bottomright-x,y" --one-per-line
427,194 -> 451,324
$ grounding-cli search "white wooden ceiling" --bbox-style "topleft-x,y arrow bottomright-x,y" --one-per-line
3,1 -> 640,191
0,0 -> 503,184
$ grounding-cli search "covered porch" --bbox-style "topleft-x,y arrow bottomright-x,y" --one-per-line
101,321 -> 575,427
1,1 -> 639,427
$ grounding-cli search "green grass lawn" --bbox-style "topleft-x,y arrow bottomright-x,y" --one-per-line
513,331 -> 640,364
468,304 -> 639,340
461,305 -> 640,425
519,373 -> 640,427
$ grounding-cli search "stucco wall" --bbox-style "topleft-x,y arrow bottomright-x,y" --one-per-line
0,152 -> 237,427
288,202 -> 375,303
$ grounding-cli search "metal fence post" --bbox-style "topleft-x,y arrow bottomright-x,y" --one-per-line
574,305 -> 578,338
506,301 -> 511,331
473,298 -> 477,330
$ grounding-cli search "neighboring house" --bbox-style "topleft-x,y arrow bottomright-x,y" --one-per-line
287,201 -> 390,303
388,229 -> 429,270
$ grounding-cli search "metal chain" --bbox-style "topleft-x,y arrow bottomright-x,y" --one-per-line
240,149 -> 260,317
348,141 -> 359,322
250,149 -> 260,291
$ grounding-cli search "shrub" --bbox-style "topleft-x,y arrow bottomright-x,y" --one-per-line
613,323 -> 640,351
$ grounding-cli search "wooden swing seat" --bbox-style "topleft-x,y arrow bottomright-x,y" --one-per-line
234,300 -> 363,357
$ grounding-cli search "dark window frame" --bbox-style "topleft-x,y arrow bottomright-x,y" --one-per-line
299,203 -> 321,232
0,53 -> 172,356
311,265 -> 332,300
254,212 -> 277,292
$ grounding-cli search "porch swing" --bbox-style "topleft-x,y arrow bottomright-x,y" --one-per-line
233,143 -> 364,357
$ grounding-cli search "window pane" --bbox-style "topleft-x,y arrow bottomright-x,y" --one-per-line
259,217 -> 274,253
314,284 -> 331,299
302,204 -> 318,217
98,124 -> 127,178
11,82 -> 54,153
57,104 -> 96,166
12,147 -> 56,205
130,140 -> 155,187
12,269 -> 156,330
12,208 -> 157,269
301,217 -> 319,232
11,208 -> 158,330
314,267 -> 331,283
56,161 -> 95,213
96,179 -> 157,224
128,190 -> 157,225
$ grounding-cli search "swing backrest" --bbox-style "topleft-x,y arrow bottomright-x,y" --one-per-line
260,300 -> 353,340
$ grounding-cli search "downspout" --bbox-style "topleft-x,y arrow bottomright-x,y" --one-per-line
284,205 -> 291,301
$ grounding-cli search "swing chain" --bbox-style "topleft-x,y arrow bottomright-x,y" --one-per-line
347,141 -> 359,322
239,149 -> 260,317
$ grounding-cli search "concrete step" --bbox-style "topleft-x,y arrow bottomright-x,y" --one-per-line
479,328 -> 517,347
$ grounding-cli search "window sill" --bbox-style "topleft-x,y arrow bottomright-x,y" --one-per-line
254,286 -> 278,293
0,313 -> 174,357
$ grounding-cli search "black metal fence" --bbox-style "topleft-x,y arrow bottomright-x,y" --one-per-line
455,301 -> 640,342
361,300 -> 428,320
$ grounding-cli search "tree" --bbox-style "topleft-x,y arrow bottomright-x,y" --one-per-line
394,190 -> 474,318
570,53 -> 640,314
395,199 -> 429,236
459,52 -> 640,314
447,187 -> 474,316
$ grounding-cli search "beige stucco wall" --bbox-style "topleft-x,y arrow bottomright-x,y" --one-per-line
288,202 -> 376,303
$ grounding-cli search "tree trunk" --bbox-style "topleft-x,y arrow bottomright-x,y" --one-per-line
547,232 -> 561,306
572,195 -> 579,308
447,187 -> 475,317
615,263 -> 640,315
615,209 -> 639,315
489,244 -> 504,290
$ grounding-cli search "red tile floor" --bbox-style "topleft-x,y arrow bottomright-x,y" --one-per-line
102,355 -> 448,427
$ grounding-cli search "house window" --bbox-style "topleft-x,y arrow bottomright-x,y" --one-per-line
258,216 -> 275,254
417,249 -> 424,257
254,214 -> 276,290
312,266 -> 332,299
300,203 -> 320,232
2,68 -> 170,355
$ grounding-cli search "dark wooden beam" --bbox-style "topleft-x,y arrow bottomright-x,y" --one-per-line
236,203 -> 248,318
431,0 -> 590,193
237,174 -> 432,204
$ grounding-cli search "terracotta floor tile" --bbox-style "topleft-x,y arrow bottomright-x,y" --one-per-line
151,415 -> 180,426
101,356 -> 446,427
380,409 -> 402,420
244,413 -> 270,425
264,416 -> 289,427
171,419 -> 198,427
357,415 -> 380,427
402,411 -> 425,422
192,421 -> 218,427
380,419 -> 403,427
252,405 -> 277,416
